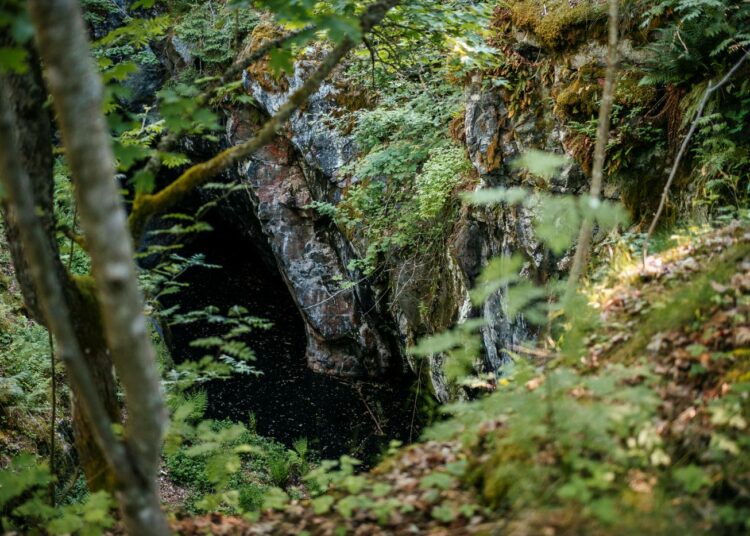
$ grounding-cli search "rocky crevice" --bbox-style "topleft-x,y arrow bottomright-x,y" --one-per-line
226,54 -> 590,400
144,8 -> 657,401
224,111 -> 397,378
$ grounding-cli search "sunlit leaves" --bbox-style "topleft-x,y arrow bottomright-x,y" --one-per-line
131,0 -> 158,8
467,187 -> 628,255
0,455 -> 114,535
511,149 -> 569,181
96,15 -> 171,50
408,319 -> 486,382
157,84 -> 220,135
532,194 -> 580,254
465,186 -> 528,206
470,254 -> 524,305
161,152 -> 191,169
0,454 -> 51,507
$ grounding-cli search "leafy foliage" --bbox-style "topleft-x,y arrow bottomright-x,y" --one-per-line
164,398 -> 315,515
311,83 -> 472,276
0,455 -> 114,535
173,2 -> 258,69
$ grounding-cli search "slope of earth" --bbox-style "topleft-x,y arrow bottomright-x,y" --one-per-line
165,220 -> 750,535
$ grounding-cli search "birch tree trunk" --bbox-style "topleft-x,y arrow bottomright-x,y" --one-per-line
26,0 -> 170,533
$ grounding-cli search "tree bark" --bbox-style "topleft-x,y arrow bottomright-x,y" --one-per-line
27,1 -> 170,533
0,29 -> 120,491
0,81 -> 146,528
565,0 -> 619,294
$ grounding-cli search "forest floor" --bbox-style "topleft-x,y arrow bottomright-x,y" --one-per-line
166,220 -> 750,535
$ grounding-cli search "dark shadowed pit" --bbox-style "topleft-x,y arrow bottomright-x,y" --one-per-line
159,211 -> 421,464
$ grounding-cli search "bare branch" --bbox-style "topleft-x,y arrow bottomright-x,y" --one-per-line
643,49 -> 750,261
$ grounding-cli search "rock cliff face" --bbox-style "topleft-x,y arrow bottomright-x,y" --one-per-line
147,4 -> 657,401
224,111 -> 396,378
226,54 -> 592,401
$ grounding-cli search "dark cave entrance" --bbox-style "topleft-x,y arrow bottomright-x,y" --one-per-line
159,208 -> 420,462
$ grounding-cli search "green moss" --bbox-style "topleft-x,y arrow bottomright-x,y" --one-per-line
615,71 -> 658,108
554,72 -> 601,120
244,20 -> 290,92
510,0 -> 608,50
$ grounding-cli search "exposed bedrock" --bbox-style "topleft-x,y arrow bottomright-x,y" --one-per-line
224,109 -> 397,378
226,59 -> 590,400
153,22 -> 651,400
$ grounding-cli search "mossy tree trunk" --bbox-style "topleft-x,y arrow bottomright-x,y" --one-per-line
0,30 -> 119,492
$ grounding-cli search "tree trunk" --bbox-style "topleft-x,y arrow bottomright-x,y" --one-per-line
565,0 -> 619,293
0,29 -> 119,491
27,1 -> 170,533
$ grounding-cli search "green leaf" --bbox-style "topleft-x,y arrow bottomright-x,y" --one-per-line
408,329 -> 464,356
312,495 -> 335,514
588,498 -> 617,525
512,150 -> 569,180
431,504 -> 456,523
465,186 -> 529,206
420,472 -> 455,490
0,47 -> 28,74
185,442 -> 220,457
0,454 -> 52,507
318,14 -> 361,43
268,47 -> 294,75
47,513 -> 83,535
673,465 -> 711,494
161,152 -> 191,169
262,487 -> 289,510
190,337 -> 224,348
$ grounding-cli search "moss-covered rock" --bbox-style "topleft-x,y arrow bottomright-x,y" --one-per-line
615,70 -> 658,108
553,67 -> 602,120
502,0 -> 609,51
244,20 -> 290,92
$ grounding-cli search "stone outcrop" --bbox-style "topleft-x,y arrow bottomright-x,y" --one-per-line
225,109 -> 395,378
233,54 -> 590,399
144,7 -> 654,401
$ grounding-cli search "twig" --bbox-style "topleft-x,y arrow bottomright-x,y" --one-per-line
48,330 -> 56,507
362,36 -> 377,89
356,385 -> 385,436
643,49 -> 750,262
409,357 -> 424,443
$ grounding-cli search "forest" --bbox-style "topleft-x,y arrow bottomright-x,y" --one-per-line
0,0 -> 749,534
